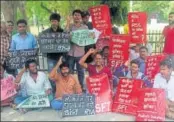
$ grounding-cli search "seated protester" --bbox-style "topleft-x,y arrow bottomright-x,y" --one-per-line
79,48 -> 113,90
0,63 -> 16,107
14,59 -> 52,113
136,46 -> 148,74
49,57 -> 82,110
153,58 -> 174,119
101,46 -> 109,66
113,59 -> 152,88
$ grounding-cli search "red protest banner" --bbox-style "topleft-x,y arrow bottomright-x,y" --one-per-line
128,12 -> 147,44
112,78 -> 143,115
1,76 -> 17,101
89,5 -> 112,37
96,37 -> 110,51
136,88 -> 166,121
108,35 -> 130,68
145,54 -> 167,83
86,74 -> 112,114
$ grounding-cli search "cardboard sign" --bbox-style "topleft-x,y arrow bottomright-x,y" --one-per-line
89,5 -> 112,37
145,54 -> 167,83
1,76 -> 16,101
6,48 -> 38,69
136,88 -> 166,121
112,78 -> 143,115
71,29 -> 101,46
109,35 -> 130,68
38,32 -> 70,53
17,94 -> 50,108
86,74 -> 112,114
128,12 -> 147,44
96,37 -> 110,50
62,94 -> 95,117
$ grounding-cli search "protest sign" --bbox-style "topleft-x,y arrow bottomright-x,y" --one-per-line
108,35 -> 130,68
136,88 -> 165,121
90,5 -> 112,37
62,94 -> 95,117
6,48 -> 38,69
96,37 -> 110,50
17,94 -> 50,108
71,29 -> 101,46
38,32 -> 70,53
112,78 -> 143,115
86,74 -> 112,114
145,54 -> 167,83
1,76 -> 16,101
128,12 -> 147,44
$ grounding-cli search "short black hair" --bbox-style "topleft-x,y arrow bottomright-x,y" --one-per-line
7,21 -> 14,25
160,58 -> 172,69
25,59 -> 37,68
102,46 -> 109,51
82,11 -> 90,18
72,9 -> 82,16
17,19 -> 27,26
94,52 -> 103,58
169,12 -> 174,15
130,59 -> 140,68
139,46 -> 148,52
60,62 -> 69,69
49,13 -> 61,22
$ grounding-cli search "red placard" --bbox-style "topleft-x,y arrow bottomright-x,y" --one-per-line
96,37 -> 110,51
89,5 -> 112,37
128,12 -> 147,44
108,35 -> 130,68
145,54 -> 166,83
136,88 -> 166,121
86,74 -> 112,114
112,78 -> 143,115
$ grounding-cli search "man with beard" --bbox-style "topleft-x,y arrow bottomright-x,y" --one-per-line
159,12 -> 174,68
14,59 -> 52,113
153,58 -> 174,119
49,56 -> 82,110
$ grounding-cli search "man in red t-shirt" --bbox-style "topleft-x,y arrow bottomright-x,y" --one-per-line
79,48 -> 113,89
159,12 -> 174,68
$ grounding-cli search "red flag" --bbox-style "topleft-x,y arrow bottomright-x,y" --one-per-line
112,78 -> 143,115
128,12 -> 147,44
136,88 -> 166,121
86,74 -> 112,114
89,5 -> 112,37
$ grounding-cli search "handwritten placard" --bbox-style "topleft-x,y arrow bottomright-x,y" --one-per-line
112,78 -> 143,115
17,94 -> 50,108
96,37 -> 110,50
128,12 -> 147,43
71,29 -> 100,46
6,48 -> 38,69
1,76 -> 16,101
145,54 -> 166,83
38,32 -> 70,53
89,5 -> 112,37
86,74 -> 112,114
136,88 -> 165,121
109,35 -> 130,68
62,94 -> 95,117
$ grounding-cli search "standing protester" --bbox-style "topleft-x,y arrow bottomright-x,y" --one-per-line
153,58 -> 174,119
0,21 -> 10,66
6,21 -> 17,38
49,57 -> 82,110
42,13 -> 64,94
159,12 -> 174,68
101,46 -> 109,66
65,9 -> 88,91
10,19 -> 37,50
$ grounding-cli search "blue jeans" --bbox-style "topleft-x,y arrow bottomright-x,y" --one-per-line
67,56 -> 85,89
51,99 -> 63,110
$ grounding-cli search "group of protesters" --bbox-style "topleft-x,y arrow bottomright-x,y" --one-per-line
1,8 -> 174,119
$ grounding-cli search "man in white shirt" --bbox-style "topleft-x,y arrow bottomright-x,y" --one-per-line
14,59 -> 52,113
153,58 -> 174,119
